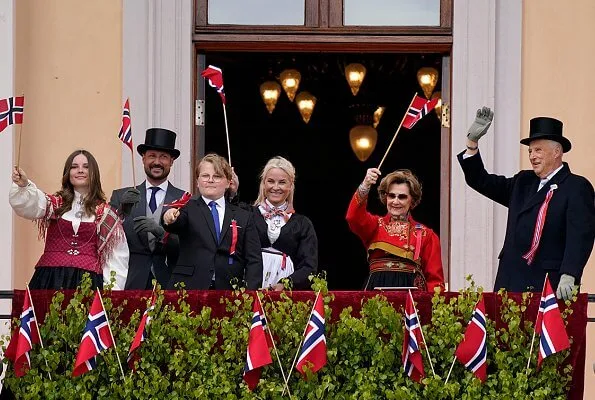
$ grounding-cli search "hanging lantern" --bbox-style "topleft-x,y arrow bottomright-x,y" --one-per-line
295,91 -> 316,123
431,91 -> 442,120
345,63 -> 367,96
373,106 -> 385,128
279,69 -> 301,102
417,67 -> 439,99
349,125 -> 377,162
260,81 -> 281,114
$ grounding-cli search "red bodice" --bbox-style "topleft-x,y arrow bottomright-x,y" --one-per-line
36,218 -> 101,274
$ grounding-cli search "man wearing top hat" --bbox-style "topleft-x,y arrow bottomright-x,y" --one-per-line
110,128 -> 186,289
458,107 -> 595,299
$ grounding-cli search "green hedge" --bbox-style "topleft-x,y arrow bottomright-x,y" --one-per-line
1,276 -> 574,399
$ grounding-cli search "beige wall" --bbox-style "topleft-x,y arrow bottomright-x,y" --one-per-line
14,0 -> 123,287
522,1 -> 595,396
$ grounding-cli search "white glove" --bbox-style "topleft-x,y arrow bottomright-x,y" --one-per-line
555,274 -> 576,301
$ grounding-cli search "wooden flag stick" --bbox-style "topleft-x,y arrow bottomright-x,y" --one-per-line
282,291 -> 321,396
256,293 -> 293,399
97,289 -> 126,379
130,149 -> 137,187
526,273 -> 549,374
26,284 -> 52,381
409,290 -> 436,377
222,103 -> 232,166
377,93 -> 418,170
444,355 -> 457,384
16,123 -> 23,169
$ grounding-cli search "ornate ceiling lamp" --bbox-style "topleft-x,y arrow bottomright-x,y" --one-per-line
431,91 -> 442,120
345,63 -> 367,96
417,67 -> 439,99
259,81 -> 282,114
295,91 -> 316,123
279,69 -> 301,102
373,106 -> 385,128
349,110 -> 377,162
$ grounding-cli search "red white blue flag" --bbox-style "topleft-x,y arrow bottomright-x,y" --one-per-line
127,293 -> 156,371
402,292 -> 425,383
0,96 -> 24,134
243,296 -> 273,390
403,94 -> 438,129
535,277 -> 570,367
455,295 -> 488,382
4,287 -> 41,377
201,65 -> 226,104
296,293 -> 327,376
72,290 -> 115,377
118,98 -> 133,151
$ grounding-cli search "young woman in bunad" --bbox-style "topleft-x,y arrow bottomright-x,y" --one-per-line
239,156 -> 318,290
9,149 -> 129,290
346,168 -> 444,292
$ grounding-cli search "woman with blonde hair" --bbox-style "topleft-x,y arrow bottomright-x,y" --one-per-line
346,167 -> 444,291
242,156 -> 318,290
10,149 -> 129,290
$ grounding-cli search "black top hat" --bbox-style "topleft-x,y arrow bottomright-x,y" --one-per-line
520,117 -> 571,153
137,128 -> 180,159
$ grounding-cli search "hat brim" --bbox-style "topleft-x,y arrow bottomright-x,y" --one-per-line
520,134 -> 571,153
137,144 -> 181,159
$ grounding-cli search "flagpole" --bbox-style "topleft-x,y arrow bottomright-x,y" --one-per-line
377,93 -> 418,170
16,120 -> 23,169
26,285 -> 52,381
222,103 -> 232,166
256,293 -> 293,400
409,290 -> 435,377
444,355 -> 457,384
526,273 -> 549,374
97,289 -> 126,379
129,282 -> 157,377
282,291 -> 321,396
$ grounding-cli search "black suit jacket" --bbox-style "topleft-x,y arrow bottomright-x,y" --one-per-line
162,197 -> 263,290
110,181 -> 185,289
458,150 -> 595,292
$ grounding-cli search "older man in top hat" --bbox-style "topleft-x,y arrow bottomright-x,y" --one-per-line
458,107 -> 595,299
110,128 -> 186,289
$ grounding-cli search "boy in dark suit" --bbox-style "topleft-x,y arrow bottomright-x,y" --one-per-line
163,153 -> 263,290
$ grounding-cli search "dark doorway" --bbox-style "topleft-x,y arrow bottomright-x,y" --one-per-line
201,52 -> 442,289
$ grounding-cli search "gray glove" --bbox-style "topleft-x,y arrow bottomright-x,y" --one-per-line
467,106 -> 494,142
133,216 -> 165,239
555,274 -> 576,301
119,188 -> 141,216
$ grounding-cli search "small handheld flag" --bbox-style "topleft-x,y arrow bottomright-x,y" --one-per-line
454,295 -> 488,382
201,65 -> 226,104
402,292 -> 425,382
0,96 -> 24,134
127,293 -> 157,371
243,296 -> 273,390
118,98 -> 133,151
403,95 -> 439,129
535,277 -> 570,367
295,293 -> 327,376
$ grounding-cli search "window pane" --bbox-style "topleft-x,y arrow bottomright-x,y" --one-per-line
344,0 -> 440,26
208,0 -> 305,25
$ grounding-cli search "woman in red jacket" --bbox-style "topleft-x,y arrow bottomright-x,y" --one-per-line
346,168 -> 444,292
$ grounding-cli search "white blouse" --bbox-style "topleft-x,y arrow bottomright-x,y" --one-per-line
9,181 -> 129,290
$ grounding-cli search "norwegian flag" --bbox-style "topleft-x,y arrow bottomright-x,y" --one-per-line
535,277 -> 570,367
117,98 -> 133,151
296,293 -> 327,376
163,191 -> 192,208
243,297 -> 273,390
0,96 -> 24,134
201,65 -> 226,104
402,292 -> 425,383
72,290 -> 115,377
4,287 -> 41,377
127,293 -> 156,371
455,295 -> 488,382
402,94 -> 439,129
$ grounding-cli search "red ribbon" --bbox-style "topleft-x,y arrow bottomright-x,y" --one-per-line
281,253 -> 287,270
522,186 -> 556,265
164,191 -> 192,208
229,219 -> 238,255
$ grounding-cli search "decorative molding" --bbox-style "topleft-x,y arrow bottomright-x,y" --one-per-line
122,0 -> 194,191
450,0 -> 522,291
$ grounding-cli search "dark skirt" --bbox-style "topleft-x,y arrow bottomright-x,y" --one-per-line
363,270 -> 415,291
29,267 -> 103,290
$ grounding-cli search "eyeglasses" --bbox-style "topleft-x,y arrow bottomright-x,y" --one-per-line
386,193 -> 410,200
199,173 -> 224,182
